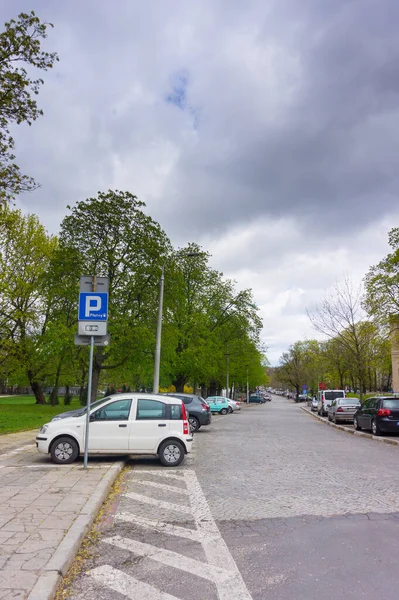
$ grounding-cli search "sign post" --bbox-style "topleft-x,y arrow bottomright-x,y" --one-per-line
75,276 -> 109,469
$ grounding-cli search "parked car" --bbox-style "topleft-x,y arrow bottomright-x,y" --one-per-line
310,397 -> 318,411
36,393 -> 193,466
207,396 -> 241,413
317,389 -> 346,416
164,393 -> 212,433
249,394 -> 265,404
206,397 -> 230,414
354,396 -> 399,436
328,398 -> 361,423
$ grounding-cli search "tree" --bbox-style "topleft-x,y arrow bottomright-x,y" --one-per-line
364,227 -> 399,326
0,206 -> 57,402
308,279 -> 374,398
59,190 -> 171,401
0,11 -> 58,204
276,341 -> 319,399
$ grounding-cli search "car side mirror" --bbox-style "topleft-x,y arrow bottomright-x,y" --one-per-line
90,413 -> 96,422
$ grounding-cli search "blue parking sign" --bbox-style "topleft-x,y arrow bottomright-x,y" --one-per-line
78,293 -> 108,321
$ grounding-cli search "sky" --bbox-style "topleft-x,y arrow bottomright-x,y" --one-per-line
2,0 -> 399,365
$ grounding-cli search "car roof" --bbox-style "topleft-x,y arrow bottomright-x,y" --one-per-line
105,393 -> 182,405
164,392 -> 201,399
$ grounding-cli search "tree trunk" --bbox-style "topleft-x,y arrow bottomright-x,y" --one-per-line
29,377 -> 45,404
50,360 -> 63,405
173,374 -> 187,393
91,363 -> 101,402
208,381 -> 217,396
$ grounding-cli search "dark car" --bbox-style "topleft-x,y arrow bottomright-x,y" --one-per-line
249,394 -> 265,404
164,393 -> 212,432
354,396 -> 399,436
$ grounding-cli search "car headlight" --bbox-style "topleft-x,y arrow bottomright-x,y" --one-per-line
40,424 -> 49,434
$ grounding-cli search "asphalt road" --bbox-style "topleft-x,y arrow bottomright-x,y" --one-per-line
60,395 -> 399,600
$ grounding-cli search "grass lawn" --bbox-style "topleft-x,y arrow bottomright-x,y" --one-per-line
0,396 -> 82,435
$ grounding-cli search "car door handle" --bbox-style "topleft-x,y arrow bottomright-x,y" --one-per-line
158,424 -> 167,427
119,424 -> 127,428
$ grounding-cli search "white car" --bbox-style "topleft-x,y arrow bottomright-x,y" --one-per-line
36,393 -> 193,467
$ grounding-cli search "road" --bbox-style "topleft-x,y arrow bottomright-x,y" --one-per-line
60,395 -> 399,600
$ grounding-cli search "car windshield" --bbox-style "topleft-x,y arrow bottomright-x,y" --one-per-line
84,396 -> 113,412
383,399 -> 399,409
339,398 -> 360,405
325,391 -> 345,400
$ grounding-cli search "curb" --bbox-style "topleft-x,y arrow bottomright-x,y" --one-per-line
27,460 -> 125,600
300,406 -> 399,447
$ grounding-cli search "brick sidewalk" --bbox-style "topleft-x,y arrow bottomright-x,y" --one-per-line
0,432 -> 124,600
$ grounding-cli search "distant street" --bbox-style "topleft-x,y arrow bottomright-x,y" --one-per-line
61,395 -> 399,600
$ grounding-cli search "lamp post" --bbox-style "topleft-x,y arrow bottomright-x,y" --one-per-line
153,252 -> 201,393
246,365 -> 249,404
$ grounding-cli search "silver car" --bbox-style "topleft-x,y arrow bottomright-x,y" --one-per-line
328,398 -> 361,424
310,397 -> 318,411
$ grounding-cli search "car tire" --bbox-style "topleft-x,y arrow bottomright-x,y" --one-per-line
159,440 -> 185,467
220,408 -> 228,415
188,416 -> 200,433
327,414 -> 331,421
354,417 -> 361,431
334,415 -> 338,424
228,406 -> 233,414
50,436 -> 79,464
371,419 -> 382,436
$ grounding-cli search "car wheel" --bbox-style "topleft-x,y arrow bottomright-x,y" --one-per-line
50,436 -> 79,464
334,415 -> 338,424
188,416 -> 200,433
327,414 -> 331,421
353,417 -> 361,431
159,440 -> 185,467
371,419 -> 382,436
220,408 -> 228,415
228,406 -> 233,414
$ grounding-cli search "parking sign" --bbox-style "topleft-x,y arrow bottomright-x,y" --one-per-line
78,292 -> 108,321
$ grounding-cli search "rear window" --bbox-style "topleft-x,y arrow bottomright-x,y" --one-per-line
382,399 -> 399,409
325,391 -> 345,401
170,404 -> 183,419
340,398 -> 360,405
137,399 -> 166,420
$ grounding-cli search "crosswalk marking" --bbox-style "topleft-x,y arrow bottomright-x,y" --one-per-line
90,565 -> 181,600
103,535 -> 230,583
123,491 -> 192,513
133,469 -> 186,480
115,513 -> 201,541
134,478 -> 189,495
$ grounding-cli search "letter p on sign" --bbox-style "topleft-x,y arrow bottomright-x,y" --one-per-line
85,295 -> 101,317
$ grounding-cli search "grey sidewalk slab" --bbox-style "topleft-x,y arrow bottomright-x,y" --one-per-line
0,434 -> 124,600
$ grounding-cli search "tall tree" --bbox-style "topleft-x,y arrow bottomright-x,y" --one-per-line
59,190 -> 170,401
0,11 -> 58,204
0,206 -> 57,402
308,279 -> 374,398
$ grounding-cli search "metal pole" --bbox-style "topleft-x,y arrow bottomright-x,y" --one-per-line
246,367 -> 249,404
153,265 -> 165,393
83,336 -> 95,470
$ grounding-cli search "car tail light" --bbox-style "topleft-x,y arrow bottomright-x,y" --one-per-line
378,408 -> 391,417
337,407 -> 344,412
181,403 -> 189,435
201,403 -> 209,410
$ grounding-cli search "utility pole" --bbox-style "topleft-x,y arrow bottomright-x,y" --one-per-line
153,265 -> 165,393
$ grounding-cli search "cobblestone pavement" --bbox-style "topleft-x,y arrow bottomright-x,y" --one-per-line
0,435 -> 123,600
59,397 -> 399,600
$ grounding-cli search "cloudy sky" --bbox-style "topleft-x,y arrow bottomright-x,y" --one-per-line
2,0 -> 399,364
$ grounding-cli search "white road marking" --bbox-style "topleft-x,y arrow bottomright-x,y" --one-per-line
103,535 -> 229,583
90,565 -> 181,600
184,469 -> 253,600
134,479 -> 189,495
0,444 -> 35,460
115,513 -> 201,541
133,469 -> 186,480
123,491 -> 192,514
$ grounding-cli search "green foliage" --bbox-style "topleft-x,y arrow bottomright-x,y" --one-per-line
0,11 -> 58,203
364,227 -> 399,324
